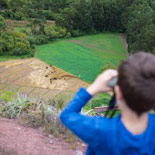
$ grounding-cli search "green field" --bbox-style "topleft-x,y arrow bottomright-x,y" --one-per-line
37,33 -> 127,82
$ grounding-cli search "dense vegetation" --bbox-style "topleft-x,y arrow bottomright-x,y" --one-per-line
38,33 -> 127,82
0,0 -> 155,56
55,0 -> 155,53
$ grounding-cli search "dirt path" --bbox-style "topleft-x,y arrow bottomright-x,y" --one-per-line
0,118 -> 86,155
121,35 -> 129,55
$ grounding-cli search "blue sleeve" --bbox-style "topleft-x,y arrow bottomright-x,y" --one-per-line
60,87 -> 108,145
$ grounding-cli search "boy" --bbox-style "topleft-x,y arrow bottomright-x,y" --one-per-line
60,52 -> 155,155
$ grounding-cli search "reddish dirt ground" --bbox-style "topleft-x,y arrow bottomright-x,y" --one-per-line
0,118 -> 87,155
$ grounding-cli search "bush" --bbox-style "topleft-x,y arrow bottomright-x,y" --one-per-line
66,32 -> 71,38
71,30 -> 83,37
0,32 -> 35,56
14,12 -> 25,20
34,25 -> 70,45
34,35 -> 49,45
88,27 -> 97,35
0,15 -> 6,32
44,25 -> 59,40
42,10 -> 55,20
28,36 -> 36,50
43,25 -> 68,40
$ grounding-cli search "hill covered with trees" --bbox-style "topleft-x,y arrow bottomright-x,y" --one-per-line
0,0 -> 155,56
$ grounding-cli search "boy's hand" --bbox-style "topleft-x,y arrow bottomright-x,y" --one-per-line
86,69 -> 118,96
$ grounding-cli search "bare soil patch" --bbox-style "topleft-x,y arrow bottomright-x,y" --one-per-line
0,58 -> 88,93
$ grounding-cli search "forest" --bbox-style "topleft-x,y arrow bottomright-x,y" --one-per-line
0,0 -> 155,57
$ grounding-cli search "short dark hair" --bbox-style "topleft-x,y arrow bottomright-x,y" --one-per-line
118,52 -> 155,116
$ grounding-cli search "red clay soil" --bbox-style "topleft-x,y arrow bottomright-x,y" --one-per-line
0,118 -> 86,155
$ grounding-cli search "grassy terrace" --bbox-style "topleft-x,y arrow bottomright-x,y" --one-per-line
37,33 -> 127,82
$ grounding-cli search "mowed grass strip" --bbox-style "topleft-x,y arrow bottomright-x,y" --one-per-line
37,33 -> 127,82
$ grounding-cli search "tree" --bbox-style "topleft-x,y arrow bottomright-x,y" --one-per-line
0,15 -> 6,33
55,7 -> 77,32
27,18 -> 46,35
0,0 -> 9,9
51,0 -> 73,13
123,0 -> 155,53
90,0 -> 104,31
73,0 -> 92,32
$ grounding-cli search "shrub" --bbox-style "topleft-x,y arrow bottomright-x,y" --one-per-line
43,25 -> 68,40
66,32 -> 71,38
0,38 -> 5,55
56,26 -> 67,38
14,12 -> 25,20
28,36 -> 36,50
88,27 -> 97,35
44,25 -> 59,40
42,10 -> 55,20
34,35 -> 49,45
34,25 -> 70,45
0,15 -> 6,32
0,32 -> 35,56
71,30 -> 83,37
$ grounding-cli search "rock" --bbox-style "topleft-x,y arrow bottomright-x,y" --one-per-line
76,150 -> 83,155
48,134 -> 53,139
49,139 -> 53,144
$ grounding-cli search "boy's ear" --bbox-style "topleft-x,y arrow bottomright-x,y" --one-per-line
115,85 -> 123,100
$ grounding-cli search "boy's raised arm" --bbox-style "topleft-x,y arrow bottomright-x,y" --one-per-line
60,87 -> 102,145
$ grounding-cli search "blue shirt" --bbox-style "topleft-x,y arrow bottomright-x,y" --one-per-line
60,87 -> 155,155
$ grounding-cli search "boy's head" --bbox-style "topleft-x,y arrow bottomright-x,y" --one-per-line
117,52 -> 155,116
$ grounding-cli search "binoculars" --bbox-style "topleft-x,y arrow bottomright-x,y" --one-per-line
104,77 -> 118,118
